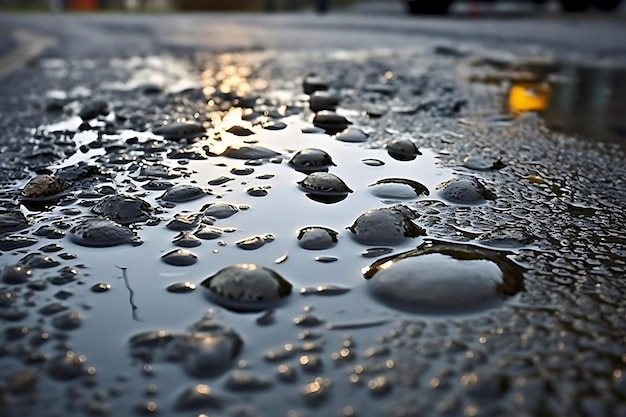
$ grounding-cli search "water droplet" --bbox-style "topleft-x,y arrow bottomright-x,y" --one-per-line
161,249 -> 198,266
348,206 -> 425,245
363,241 -> 525,314
200,264 -> 292,312
297,226 -> 339,250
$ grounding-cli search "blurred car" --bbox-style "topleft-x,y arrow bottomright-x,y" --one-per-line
406,0 -> 622,14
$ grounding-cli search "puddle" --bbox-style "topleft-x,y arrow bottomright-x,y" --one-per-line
505,62 -> 626,143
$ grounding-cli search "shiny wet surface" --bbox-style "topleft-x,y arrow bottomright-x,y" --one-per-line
1,47 -> 625,417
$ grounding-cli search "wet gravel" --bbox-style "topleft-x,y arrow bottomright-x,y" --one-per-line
0,43 -> 625,417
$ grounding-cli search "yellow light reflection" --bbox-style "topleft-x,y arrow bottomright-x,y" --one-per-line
508,82 -> 550,114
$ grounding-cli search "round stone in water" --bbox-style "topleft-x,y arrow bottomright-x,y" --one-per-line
201,202 -> 240,219
91,194 -> 152,225
200,264 -> 292,312
159,185 -> 208,203
386,139 -> 422,161
347,206 -> 425,245
298,172 -> 353,196
161,249 -> 198,266
69,218 -> 137,247
288,148 -> 336,173
368,178 -> 429,200
436,177 -> 496,204
297,226 -> 339,250
363,241 -> 525,314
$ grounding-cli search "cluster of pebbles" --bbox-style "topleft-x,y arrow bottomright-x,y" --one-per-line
0,48 -> 624,417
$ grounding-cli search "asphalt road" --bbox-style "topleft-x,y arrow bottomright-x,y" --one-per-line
0,3 -> 625,417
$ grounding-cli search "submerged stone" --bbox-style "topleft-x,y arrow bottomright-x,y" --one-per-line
159,185 -> 208,203
297,226 -> 339,250
153,122 -> 205,140
201,202 -> 240,219
0,211 -> 30,234
91,194 -> 153,224
221,145 -> 281,160
368,178 -> 430,200
348,205 -> 426,245
200,264 -> 292,312
312,111 -> 351,133
161,249 -> 198,266
386,139 -> 422,161
363,241 -> 525,314
436,177 -> 496,204
298,172 -> 353,196
166,213 -> 202,231
69,218 -> 138,247
288,148 -> 336,173
129,320 -> 242,378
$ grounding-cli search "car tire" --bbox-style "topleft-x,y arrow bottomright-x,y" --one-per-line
592,0 -> 621,10
407,0 -> 453,15
559,0 -> 590,11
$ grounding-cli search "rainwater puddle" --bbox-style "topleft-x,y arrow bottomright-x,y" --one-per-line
504,62 -> 626,143
0,53 -> 538,416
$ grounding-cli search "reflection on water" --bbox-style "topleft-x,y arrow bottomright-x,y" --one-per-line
506,63 -> 626,143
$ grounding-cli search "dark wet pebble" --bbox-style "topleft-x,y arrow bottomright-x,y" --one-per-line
172,231 -> 202,247
207,176 -> 234,186
174,384 -> 222,411
166,281 -> 196,293
51,312 -> 83,330
161,249 -> 198,266
47,351 -> 87,380
226,125 -> 255,136
201,202 -> 240,219
33,225 -> 65,239
364,83 -> 397,95
235,234 -> 273,250
142,179 -> 173,190
0,307 -> 29,321
303,75 -> 330,95
462,155 -> 506,171
159,184 -> 208,203
166,213 -> 202,231
298,172 -> 352,196
300,284 -> 350,296
133,401 -> 158,415
386,139 -> 422,161
91,283 -> 111,293
38,302 -> 69,316
362,158 -> 385,167
246,186 -> 270,197
0,211 -> 30,234
368,178 -> 430,200
288,148 -> 336,173
2,265 -> 33,284
39,243 -> 64,252
78,99 -> 108,120
53,290 -> 73,300
201,263 -> 292,312
194,225 -> 223,240
312,111 -> 351,133
19,253 -> 60,269
225,371 -> 273,391
91,194 -> 153,224
230,167 -> 255,176
309,91 -> 339,112
0,236 -> 39,251
436,177 -> 496,204
363,241 -> 525,314
0,289 -> 17,307
297,226 -> 338,250
301,126 -> 325,134
361,247 -> 394,258
348,205 -> 426,245
152,122 -> 205,140
167,147 -> 208,160
221,145 -> 280,160
263,121 -> 287,130
69,218 -> 137,247
130,322 -> 242,377
48,266 -> 79,285
336,127 -> 368,143
315,256 -> 338,263
293,314 -> 325,327
20,174 -> 68,201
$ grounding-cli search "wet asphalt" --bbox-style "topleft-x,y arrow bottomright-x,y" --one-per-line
0,5 -> 626,417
